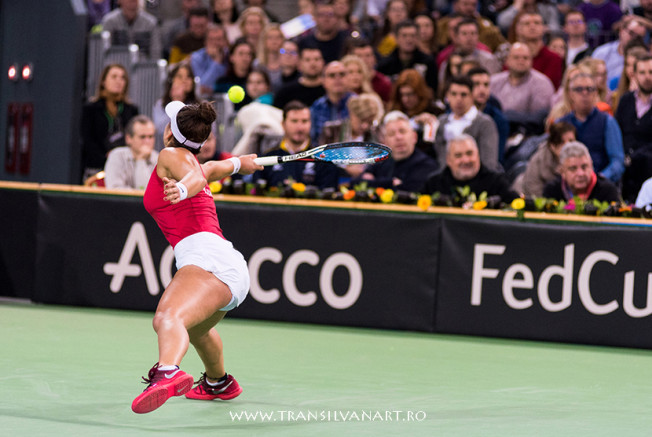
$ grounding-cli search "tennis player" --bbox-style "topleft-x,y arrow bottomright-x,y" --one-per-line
132,101 -> 262,414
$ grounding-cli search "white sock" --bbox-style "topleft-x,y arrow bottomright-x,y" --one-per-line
158,365 -> 178,371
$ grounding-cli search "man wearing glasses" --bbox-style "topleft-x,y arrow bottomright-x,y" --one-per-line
556,72 -> 625,185
310,61 -> 354,143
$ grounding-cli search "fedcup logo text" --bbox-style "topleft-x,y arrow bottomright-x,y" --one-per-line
229,410 -> 427,422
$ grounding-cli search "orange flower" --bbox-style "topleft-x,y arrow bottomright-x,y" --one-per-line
343,189 -> 356,200
473,200 -> 487,210
375,187 -> 385,197
291,182 -> 306,193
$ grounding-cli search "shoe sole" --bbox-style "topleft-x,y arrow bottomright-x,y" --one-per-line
132,374 -> 194,414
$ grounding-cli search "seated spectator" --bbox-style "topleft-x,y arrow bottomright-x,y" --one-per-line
615,53 -> 652,202
212,0 -> 240,43
242,0 -> 280,23
253,23 -> 285,92
214,38 -> 255,104
422,134 -> 519,203
436,0 -> 507,53
310,61 -> 354,144
298,0 -> 350,63
547,34 -> 568,65
548,63 -> 595,126
101,0 -> 162,59
373,0 -> 409,58
511,11 -> 564,89
512,121 -> 576,197
161,0 -> 203,59
236,6 -> 269,50
81,64 -> 140,182
635,176 -> 652,211
497,0 -> 561,35
435,75 -> 501,172
468,67 -> 510,164
278,39 -> 301,86
610,45 -> 648,112
340,54 -> 385,119
386,69 -> 444,158
152,63 -> 199,151
557,72 -> 625,184
244,68 -> 274,105
579,0 -> 622,49
357,111 -> 439,192
273,46 -> 326,109
436,14 -> 492,70
563,9 -> 592,66
543,141 -> 621,202
377,19 -> 438,94
321,93 -> 383,145
592,16 -> 648,88
490,42 -> 555,134
414,12 -> 439,57
104,115 -> 158,190
579,57 -> 612,114
168,6 -> 211,64
190,24 -> 230,98
346,36 -> 393,103
253,100 -> 340,189
438,17 -> 501,88
438,51 -> 464,98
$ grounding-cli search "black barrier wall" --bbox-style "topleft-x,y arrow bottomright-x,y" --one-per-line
437,219 -> 652,348
2,186 -> 652,348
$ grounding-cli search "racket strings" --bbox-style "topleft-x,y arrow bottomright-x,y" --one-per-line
317,145 -> 389,163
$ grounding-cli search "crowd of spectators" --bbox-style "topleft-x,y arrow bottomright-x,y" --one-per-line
80,0 -> 652,211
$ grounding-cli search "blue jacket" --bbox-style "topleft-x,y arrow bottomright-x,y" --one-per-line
558,108 -> 624,183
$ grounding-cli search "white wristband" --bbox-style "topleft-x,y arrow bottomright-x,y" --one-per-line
227,157 -> 241,175
176,182 -> 188,201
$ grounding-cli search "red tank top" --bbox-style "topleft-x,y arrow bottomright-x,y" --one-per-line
143,165 -> 224,248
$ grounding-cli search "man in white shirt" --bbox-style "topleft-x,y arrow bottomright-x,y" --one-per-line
433,75 -> 500,171
564,9 -> 591,65
104,115 -> 159,190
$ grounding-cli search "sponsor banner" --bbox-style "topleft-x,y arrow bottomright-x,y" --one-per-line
222,205 -> 439,331
0,189 -> 38,298
31,192 -> 439,332
437,218 -> 652,348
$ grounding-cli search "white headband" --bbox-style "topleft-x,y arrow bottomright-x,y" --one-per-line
165,101 -> 205,149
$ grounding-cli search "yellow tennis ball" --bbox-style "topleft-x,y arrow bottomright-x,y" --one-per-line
228,85 -> 245,103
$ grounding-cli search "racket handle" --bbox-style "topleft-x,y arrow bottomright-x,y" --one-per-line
254,156 -> 280,166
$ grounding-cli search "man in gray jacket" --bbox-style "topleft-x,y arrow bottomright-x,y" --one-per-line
433,75 -> 501,172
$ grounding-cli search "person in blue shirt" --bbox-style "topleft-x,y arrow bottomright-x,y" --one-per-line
557,72 -> 625,184
309,60 -> 354,144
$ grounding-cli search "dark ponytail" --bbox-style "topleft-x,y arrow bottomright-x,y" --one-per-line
174,102 -> 217,154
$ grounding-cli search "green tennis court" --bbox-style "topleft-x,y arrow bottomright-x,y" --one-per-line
2,301 -> 652,436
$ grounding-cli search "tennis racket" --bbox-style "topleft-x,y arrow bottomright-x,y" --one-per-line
253,141 -> 391,166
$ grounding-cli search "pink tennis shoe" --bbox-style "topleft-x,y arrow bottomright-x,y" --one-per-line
131,363 -> 194,414
185,373 -> 242,401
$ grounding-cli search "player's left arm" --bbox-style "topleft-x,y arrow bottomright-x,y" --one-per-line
158,148 -> 206,204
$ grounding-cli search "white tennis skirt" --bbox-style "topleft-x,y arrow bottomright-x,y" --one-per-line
174,232 -> 250,311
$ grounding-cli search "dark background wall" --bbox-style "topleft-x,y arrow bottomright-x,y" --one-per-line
0,0 -> 88,184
